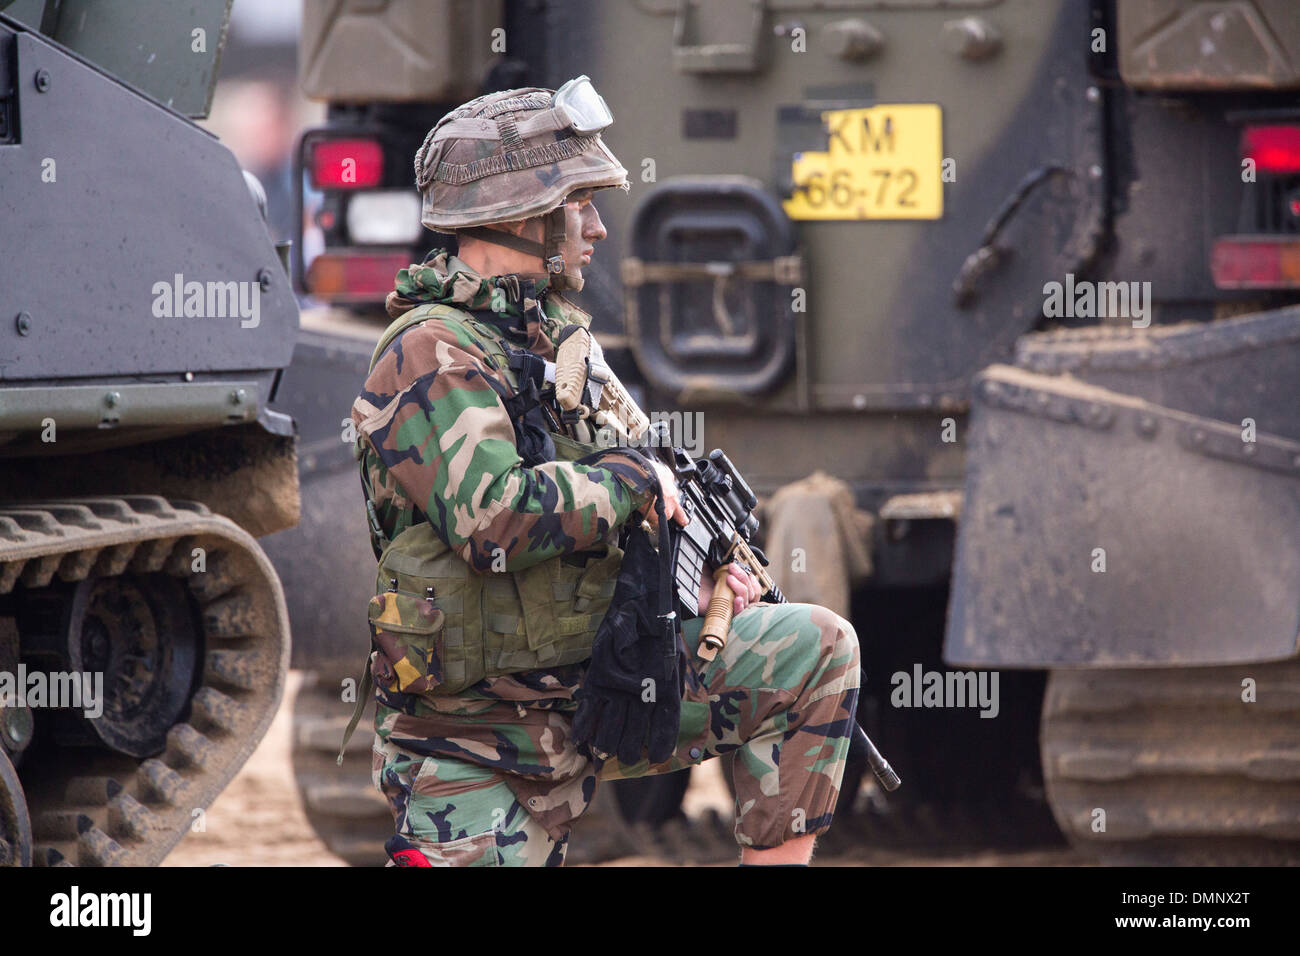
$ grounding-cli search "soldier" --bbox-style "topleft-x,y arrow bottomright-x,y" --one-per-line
348,78 -> 861,866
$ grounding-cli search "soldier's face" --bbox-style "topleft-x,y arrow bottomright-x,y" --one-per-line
558,188 -> 606,284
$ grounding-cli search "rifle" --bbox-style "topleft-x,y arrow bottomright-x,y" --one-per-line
551,327 -> 900,792
646,441 -> 777,662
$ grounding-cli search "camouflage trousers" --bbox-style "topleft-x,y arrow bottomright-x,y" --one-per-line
371,602 -> 861,866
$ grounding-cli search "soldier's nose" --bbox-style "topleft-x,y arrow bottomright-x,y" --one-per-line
584,204 -> 606,242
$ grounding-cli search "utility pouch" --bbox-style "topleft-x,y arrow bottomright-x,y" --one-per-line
491,546 -> 623,671
368,590 -> 447,694
373,521 -> 484,695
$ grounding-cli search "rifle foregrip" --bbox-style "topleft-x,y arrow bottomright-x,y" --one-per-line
553,326 -> 591,411
697,567 -> 734,662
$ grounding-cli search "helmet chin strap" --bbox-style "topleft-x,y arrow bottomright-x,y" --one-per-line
459,206 -> 583,291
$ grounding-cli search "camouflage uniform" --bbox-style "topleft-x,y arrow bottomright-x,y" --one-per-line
352,252 -> 862,866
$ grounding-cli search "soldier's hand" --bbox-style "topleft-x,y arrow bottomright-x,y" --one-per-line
698,562 -> 762,618
643,460 -> 688,530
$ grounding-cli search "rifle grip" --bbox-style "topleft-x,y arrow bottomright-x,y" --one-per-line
697,566 -> 734,662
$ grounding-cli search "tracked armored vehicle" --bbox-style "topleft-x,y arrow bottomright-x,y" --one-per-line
0,0 -> 298,866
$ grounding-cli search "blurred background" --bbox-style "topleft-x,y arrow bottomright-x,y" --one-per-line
201,2 -> 322,262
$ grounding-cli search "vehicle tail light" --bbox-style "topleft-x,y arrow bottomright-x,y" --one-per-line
1210,236 -> 1300,289
1241,126 -> 1300,175
346,191 -> 424,245
309,138 -> 383,189
305,251 -> 410,299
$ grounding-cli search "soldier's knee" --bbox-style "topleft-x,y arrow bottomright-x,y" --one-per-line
816,606 -> 857,671
797,603 -> 860,672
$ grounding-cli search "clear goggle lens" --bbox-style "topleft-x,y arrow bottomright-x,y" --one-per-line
554,75 -> 613,135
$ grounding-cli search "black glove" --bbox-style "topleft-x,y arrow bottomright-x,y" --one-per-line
572,488 -> 683,766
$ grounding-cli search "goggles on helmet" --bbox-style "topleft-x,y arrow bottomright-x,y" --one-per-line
553,75 -> 614,135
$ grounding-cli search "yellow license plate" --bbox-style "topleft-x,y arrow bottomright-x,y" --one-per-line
783,104 -> 943,220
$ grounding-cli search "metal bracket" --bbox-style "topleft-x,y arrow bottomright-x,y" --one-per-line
621,253 -> 803,287
672,0 -> 765,74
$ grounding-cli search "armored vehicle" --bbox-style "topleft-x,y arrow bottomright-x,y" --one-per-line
0,0 -> 298,866
285,0 -> 1300,864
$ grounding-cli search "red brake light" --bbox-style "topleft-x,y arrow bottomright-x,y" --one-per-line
310,138 -> 384,189
1241,125 -> 1300,175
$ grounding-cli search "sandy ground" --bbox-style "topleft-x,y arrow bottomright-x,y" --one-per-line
163,671 -> 1080,867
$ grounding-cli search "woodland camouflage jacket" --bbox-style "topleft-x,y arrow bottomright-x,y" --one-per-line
350,251 -> 659,719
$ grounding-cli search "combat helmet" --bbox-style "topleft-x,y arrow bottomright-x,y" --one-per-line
414,76 -> 628,288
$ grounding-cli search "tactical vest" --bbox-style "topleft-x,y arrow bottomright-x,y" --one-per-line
359,302 -> 623,699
